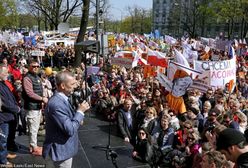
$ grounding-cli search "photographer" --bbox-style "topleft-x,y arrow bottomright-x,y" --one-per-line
72,80 -> 92,110
202,110 -> 220,142
96,88 -> 118,121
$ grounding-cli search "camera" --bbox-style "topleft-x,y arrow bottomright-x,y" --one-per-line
207,123 -> 216,133
72,88 -> 91,108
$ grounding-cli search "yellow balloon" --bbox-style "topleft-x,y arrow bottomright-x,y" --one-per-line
45,67 -> 53,76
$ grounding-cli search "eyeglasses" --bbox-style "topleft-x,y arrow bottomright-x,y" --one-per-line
139,132 -> 145,136
32,65 -> 40,68
184,125 -> 192,129
188,137 -> 195,141
146,111 -> 153,114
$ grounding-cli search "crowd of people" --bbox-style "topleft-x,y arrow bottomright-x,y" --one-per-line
0,32 -> 247,168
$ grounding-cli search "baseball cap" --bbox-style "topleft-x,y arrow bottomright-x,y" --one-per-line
216,128 -> 246,150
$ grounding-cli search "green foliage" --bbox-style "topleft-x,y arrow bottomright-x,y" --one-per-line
0,1 -> 7,27
210,0 -> 244,39
114,7 -> 152,34
19,14 -> 37,29
0,0 -> 19,29
213,0 -> 242,22
68,16 -> 81,28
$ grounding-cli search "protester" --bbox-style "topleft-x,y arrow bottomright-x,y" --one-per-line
216,128 -> 248,167
132,127 -> 153,164
140,107 -> 157,134
200,150 -> 230,168
0,30 -> 248,167
0,64 -> 20,166
22,60 -> 48,156
42,71 -> 90,168
117,98 -> 136,145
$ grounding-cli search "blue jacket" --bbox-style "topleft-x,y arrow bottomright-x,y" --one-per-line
42,92 -> 84,161
0,81 -> 20,123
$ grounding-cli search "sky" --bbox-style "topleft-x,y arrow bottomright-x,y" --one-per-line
108,0 -> 152,20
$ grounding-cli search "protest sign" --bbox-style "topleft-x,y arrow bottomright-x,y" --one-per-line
31,50 -> 45,56
189,71 -> 210,93
194,57 -> 236,88
87,66 -> 100,76
216,40 -> 231,51
111,57 -> 133,68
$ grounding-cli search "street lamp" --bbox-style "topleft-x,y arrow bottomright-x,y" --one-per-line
95,0 -> 100,63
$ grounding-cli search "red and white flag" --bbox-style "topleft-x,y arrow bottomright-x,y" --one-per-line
147,47 -> 168,67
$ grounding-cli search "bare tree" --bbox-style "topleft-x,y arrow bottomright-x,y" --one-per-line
126,6 -> 151,34
27,0 -> 83,30
181,0 -> 201,38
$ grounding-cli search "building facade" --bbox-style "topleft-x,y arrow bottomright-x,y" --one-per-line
152,0 -> 243,39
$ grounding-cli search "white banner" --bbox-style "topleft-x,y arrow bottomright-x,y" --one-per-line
189,71 -> 210,93
31,50 -> 45,56
194,58 -> 236,88
110,57 -> 133,68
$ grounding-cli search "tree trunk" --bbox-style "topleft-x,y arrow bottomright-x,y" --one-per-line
227,20 -> 231,40
50,23 -> 54,31
243,21 -> 248,39
240,17 -> 244,38
38,19 -> 41,32
44,16 -> 48,31
55,23 -> 58,30
73,0 -> 90,67
200,16 -> 205,37
230,19 -> 234,39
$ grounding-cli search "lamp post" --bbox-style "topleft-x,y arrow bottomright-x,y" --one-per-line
96,0 -> 100,63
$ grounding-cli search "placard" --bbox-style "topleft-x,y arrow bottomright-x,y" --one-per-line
194,57 -> 236,88
110,57 -> 133,68
31,50 -> 45,56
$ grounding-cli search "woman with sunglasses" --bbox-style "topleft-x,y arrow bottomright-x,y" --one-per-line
185,128 -> 201,168
132,127 -> 153,164
140,107 -> 157,134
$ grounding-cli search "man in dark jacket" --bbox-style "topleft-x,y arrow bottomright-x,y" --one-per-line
216,128 -> 248,167
117,98 -> 136,146
0,64 -> 20,165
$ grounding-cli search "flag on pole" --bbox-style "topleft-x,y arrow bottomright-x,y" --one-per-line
147,48 -> 168,67
174,49 -> 190,68
167,61 -> 202,81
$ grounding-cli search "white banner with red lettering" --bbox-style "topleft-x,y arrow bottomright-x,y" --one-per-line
194,57 -> 236,88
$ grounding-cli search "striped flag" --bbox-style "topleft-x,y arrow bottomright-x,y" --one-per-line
147,48 -> 168,67
167,61 -> 202,81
